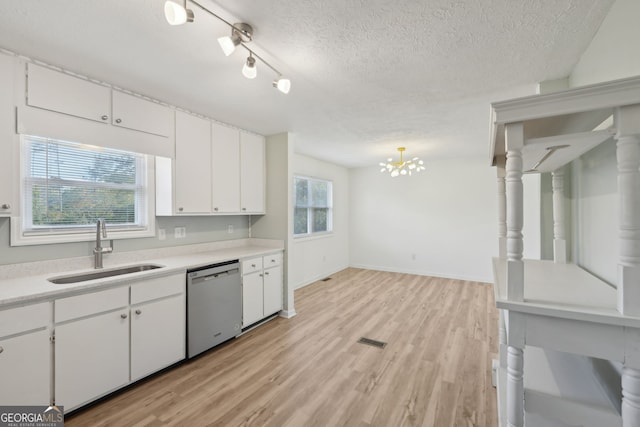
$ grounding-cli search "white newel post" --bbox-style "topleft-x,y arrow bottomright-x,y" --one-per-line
615,104 -> 640,317
622,367 -> 640,427
498,156 -> 507,260
505,123 -> 525,427
552,169 -> 567,263
616,105 -> 640,427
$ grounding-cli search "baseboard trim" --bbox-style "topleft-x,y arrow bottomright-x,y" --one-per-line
279,309 -> 297,319
293,265 -> 350,290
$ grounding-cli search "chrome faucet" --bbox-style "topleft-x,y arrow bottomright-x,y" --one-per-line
93,219 -> 113,269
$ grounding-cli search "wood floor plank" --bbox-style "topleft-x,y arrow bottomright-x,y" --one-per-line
65,268 -> 498,427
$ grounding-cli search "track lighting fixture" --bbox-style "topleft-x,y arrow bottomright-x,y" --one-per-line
242,55 -> 257,79
163,0 -> 291,94
164,0 -> 194,26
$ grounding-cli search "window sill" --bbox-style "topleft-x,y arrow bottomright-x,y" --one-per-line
293,232 -> 334,243
10,217 -> 155,246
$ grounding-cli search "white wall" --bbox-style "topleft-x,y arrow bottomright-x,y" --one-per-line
566,0 -> 640,285
349,157 -> 498,283
572,142 -> 618,284
290,154 -> 350,289
570,0 -> 640,87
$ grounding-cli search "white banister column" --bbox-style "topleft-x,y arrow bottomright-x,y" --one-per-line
506,312 -> 525,427
497,156 -> 507,259
552,168 -> 567,263
507,346 -> 524,427
505,122 -> 525,302
615,104 -> 640,316
622,367 -> 640,426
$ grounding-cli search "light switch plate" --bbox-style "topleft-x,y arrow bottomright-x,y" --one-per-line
174,226 -> 186,239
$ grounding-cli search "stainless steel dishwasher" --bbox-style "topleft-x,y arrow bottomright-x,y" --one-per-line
187,260 -> 241,358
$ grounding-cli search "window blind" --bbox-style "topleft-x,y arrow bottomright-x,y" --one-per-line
22,135 -> 148,234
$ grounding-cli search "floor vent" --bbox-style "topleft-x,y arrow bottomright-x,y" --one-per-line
357,337 -> 387,349
321,277 -> 332,282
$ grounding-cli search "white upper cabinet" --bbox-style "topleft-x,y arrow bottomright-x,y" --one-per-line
112,91 -> 172,137
0,53 -> 16,215
26,63 -> 172,137
211,123 -> 241,213
174,111 -> 212,214
27,63 -> 111,124
240,132 -> 265,214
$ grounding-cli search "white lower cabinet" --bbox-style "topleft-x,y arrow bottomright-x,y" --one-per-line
0,329 -> 51,405
130,275 -> 185,381
242,252 -> 283,328
54,286 -> 130,410
242,272 -> 265,327
0,301 -> 52,405
53,273 -> 185,411
55,308 -> 130,410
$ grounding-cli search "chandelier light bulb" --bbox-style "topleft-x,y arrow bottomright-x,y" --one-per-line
218,34 -> 241,56
274,77 -> 291,94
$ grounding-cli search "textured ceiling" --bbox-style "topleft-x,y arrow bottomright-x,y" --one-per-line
0,0 -> 614,167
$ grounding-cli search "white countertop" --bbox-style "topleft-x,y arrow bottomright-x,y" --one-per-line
0,238 -> 284,307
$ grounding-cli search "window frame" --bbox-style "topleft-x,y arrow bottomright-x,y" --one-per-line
11,135 -> 156,246
293,175 -> 333,239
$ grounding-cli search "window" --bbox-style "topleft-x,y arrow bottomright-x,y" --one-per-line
15,135 -> 153,244
294,176 -> 332,237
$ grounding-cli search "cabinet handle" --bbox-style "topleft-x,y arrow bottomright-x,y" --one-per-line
1,204 -> 9,210
259,273 -> 263,277
0,346 -> 3,354
101,115 -> 108,121
121,313 -> 128,319
178,207 -> 184,212
135,309 -> 142,315
214,207 -> 219,211
264,271 -> 270,275
115,118 -> 122,124
251,264 -> 256,268
242,207 -> 247,211
271,259 -> 276,263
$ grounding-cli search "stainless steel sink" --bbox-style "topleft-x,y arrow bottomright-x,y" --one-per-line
48,264 -> 163,284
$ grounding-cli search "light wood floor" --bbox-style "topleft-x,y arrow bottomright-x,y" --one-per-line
66,268 -> 499,427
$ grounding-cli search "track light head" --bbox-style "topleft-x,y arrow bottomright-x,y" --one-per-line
242,55 -> 257,79
164,0 -> 194,26
217,23 -> 253,56
273,77 -> 291,94
217,34 -> 242,56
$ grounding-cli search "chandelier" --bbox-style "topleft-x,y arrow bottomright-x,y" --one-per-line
379,147 -> 425,177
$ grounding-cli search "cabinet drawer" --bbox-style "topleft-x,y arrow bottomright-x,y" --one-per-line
263,252 -> 283,268
131,274 -> 185,305
0,302 -> 51,337
242,257 -> 263,275
55,286 -> 129,323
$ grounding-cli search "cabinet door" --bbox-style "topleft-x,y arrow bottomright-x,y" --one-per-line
175,111 -> 212,214
0,329 -> 51,405
211,123 -> 240,213
242,272 -> 264,327
0,54 -> 15,215
27,63 -> 111,123
112,91 -> 172,137
263,266 -> 283,316
240,132 -> 265,214
55,309 -> 129,411
131,294 -> 185,381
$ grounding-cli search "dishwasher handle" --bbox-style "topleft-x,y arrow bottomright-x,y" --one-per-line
190,268 -> 239,285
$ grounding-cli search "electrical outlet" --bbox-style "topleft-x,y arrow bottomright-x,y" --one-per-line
158,229 -> 166,240
227,224 -> 234,234
411,253 -> 417,261
174,226 -> 186,239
